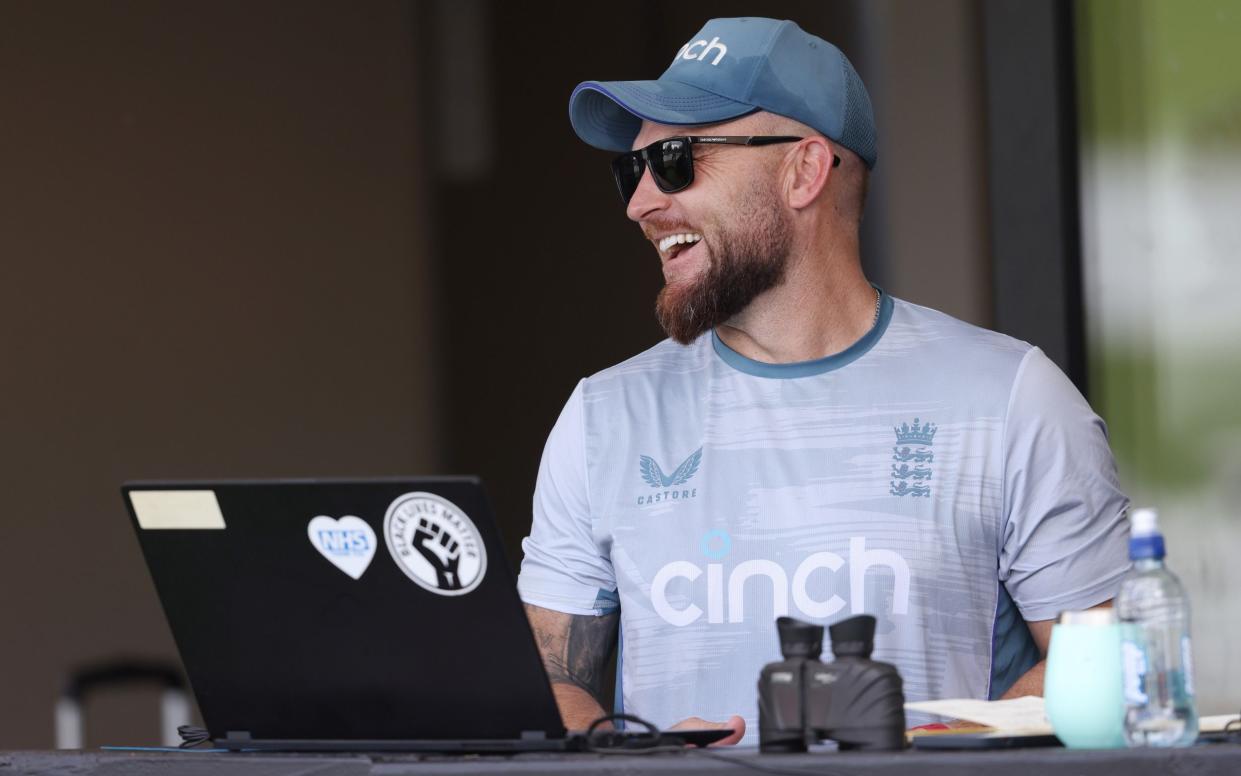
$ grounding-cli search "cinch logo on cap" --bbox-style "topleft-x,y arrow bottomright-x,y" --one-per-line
675,36 -> 728,66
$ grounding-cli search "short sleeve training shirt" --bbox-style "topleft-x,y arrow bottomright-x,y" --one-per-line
518,292 -> 1130,741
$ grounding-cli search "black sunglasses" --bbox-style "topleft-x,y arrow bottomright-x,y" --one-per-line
611,135 -> 838,205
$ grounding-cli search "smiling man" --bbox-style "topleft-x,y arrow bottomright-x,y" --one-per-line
517,17 -> 1129,745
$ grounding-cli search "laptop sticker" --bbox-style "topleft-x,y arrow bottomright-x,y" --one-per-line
307,515 -> 376,580
130,490 -> 227,529
383,491 -> 487,596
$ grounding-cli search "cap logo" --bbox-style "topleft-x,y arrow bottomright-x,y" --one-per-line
676,36 -> 728,66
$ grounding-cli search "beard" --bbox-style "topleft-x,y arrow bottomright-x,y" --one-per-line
654,185 -> 793,345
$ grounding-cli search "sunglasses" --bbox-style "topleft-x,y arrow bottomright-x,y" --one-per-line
611,135 -> 837,205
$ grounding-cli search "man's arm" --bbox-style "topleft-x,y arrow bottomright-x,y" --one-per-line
1000,600 -> 1114,699
999,619 -> 1050,699
524,602 -> 747,742
524,603 -> 618,730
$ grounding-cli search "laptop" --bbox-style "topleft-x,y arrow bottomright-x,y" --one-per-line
123,477 -> 634,752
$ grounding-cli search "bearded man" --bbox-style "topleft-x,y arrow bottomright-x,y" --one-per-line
517,17 -> 1129,745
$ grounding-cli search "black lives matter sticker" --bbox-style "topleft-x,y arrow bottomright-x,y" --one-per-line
383,492 -> 487,596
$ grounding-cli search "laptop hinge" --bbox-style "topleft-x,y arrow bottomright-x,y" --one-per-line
520,730 -> 548,740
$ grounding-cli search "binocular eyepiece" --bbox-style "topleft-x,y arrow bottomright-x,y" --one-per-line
759,615 -> 906,752
776,613 -> 877,660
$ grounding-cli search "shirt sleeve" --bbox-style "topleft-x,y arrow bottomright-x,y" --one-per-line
517,379 -> 619,616
1000,347 -> 1131,622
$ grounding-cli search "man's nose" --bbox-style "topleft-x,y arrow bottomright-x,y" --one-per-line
625,165 -> 673,222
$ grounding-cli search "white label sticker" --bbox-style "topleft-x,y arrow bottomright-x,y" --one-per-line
1181,635 -> 1196,697
1122,638 -> 1149,705
130,490 -> 226,530
383,492 -> 487,596
307,516 -> 376,580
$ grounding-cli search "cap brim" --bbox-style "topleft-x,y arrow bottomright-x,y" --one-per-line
569,80 -> 757,152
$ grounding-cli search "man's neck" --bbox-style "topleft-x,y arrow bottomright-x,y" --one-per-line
714,240 -> 876,364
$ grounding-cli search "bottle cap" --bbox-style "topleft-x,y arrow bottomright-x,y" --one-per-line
1130,508 -> 1159,536
1128,507 -> 1165,560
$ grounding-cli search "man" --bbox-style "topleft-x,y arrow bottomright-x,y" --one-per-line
517,17 -> 1129,745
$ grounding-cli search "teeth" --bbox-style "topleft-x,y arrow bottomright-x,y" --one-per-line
658,233 -> 702,253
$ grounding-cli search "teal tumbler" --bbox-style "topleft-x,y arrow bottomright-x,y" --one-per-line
1044,608 -> 1127,749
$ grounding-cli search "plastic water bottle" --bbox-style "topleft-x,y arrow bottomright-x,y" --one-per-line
1116,508 -> 1198,747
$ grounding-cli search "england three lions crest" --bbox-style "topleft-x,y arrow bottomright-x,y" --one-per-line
891,419 -> 935,498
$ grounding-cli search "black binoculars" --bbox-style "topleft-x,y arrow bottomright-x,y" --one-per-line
758,614 -> 906,752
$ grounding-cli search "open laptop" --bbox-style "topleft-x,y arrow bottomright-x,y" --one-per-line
124,477 -> 727,752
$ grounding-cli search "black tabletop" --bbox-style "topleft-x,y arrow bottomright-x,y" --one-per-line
5,743 -> 1241,776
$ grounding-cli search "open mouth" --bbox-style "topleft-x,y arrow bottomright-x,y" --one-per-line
658,232 -> 703,261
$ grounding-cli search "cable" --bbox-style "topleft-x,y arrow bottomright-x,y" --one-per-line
582,713 -> 860,776
1225,709 -> 1241,739
581,713 -> 685,755
176,724 -> 211,749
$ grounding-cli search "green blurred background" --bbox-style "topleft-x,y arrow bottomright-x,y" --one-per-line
1078,0 -> 1241,714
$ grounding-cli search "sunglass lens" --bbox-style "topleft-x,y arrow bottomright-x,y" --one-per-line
649,138 -> 693,193
612,153 -> 643,204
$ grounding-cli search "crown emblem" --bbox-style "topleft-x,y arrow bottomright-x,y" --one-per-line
894,418 -> 937,446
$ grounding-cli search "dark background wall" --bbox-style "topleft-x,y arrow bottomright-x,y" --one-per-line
420,0 -> 991,570
0,0 -> 434,747
0,0 -> 990,748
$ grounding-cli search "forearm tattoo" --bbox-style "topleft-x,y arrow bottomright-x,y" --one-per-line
525,604 -> 619,705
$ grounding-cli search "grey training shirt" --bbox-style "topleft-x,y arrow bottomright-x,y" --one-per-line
518,292 -> 1129,742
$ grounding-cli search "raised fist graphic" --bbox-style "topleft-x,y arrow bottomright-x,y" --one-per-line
412,517 -> 463,590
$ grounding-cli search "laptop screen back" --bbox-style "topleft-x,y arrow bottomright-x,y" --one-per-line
124,478 -> 566,742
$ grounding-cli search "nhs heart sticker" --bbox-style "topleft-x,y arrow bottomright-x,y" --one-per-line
307,515 -> 376,580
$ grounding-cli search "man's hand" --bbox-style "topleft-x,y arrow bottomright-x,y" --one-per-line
670,715 -> 746,746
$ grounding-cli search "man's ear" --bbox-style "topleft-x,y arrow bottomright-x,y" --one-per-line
783,137 -> 834,210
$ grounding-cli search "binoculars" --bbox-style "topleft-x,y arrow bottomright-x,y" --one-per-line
758,614 -> 906,752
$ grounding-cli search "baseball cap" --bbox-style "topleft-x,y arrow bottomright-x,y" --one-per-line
569,17 -> 877,168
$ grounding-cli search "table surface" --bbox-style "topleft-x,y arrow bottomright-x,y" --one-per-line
5,743 -> 1241,776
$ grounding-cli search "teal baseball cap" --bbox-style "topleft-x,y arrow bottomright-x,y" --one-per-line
569,17 -> 877,168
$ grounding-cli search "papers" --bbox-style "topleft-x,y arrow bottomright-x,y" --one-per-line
1201,714 -> 1241,733
908,698 -> 1239,736
905,696 -> 1053,735
908,698 -> 1239,740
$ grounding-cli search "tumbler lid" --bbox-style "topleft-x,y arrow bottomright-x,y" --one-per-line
1058,608 -> 1117,626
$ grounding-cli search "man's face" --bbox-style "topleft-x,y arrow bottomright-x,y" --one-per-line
626,118 -> 793,345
